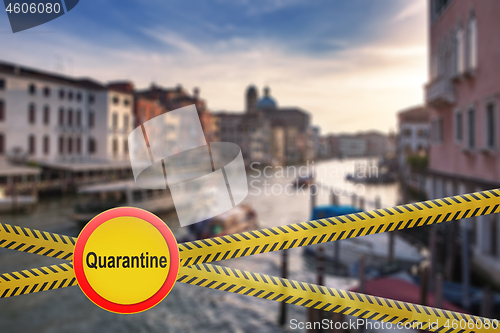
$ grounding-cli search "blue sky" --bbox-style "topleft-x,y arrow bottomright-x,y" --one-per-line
0,0 -> 428,133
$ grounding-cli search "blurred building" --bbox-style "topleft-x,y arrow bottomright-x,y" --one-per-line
339,134 -> 367,157
425,0 -> 500,284
359,131 -> 390,157
0,61 -> 134,164
397,106 -> 429,170
214,85 -> 312,166
137,85 -> 215,143
311,126 -> 321,159
321,131 -> 391,159
215,111 -> 272,165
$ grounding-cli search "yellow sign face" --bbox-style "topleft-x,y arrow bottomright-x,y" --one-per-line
82,216 -> 170,305
74,207 -> 179,313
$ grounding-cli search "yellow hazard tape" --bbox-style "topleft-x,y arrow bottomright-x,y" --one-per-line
0,189 -> 499,328
0,263 -> 76,298
178,264 -> 496,333
0,223 -> 76,261
178,189 -> 500,267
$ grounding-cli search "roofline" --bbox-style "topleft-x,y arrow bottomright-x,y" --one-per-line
0,60 -> 106,90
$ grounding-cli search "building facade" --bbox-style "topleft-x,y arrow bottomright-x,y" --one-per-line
0,62 -> 134,164
425,0 -> 500,284
397,106 -> 429,170
214,86 -> 312,166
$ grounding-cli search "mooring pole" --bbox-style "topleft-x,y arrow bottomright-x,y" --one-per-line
278,250 -> 288,326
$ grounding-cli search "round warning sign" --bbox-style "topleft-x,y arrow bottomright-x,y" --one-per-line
74,207 -> 179,313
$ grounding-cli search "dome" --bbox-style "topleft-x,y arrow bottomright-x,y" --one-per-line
256,86 -> 277,109
246,85 -> 257,95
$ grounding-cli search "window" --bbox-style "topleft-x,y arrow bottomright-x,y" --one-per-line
112,96 -> 119,105
43,87 -> 50,97
112,138 -> 118,155
76,110 -> 82,127
434,0 -> 451,16
467,14 -> 477,70
417,128 -> 427,138
112,112 -> 118,129
28,83 -> 36,95
123,114 -> 129,130
68,91 -> 73,101
43,136 -> 49,155
438,118 -> 444,142
43,105 -> 50,125
468,108 -> 476,148
28,135 -> 35,155
0,133 -> 4,154
0,78 -> 5,90
28,103 -> 36,124
124,99 -> 130,107
403,128 -> 411,137
486,103 -> 495,149
431,118 -> 444,143
59,136 -> 64,154
59,108 -> 64,125
89,111 -> 95,128
59,89 -> 65,100
88,94 -> 95,104
76,92 -> 82,102
0,100 -> 4,121
455,26 -> 464,75
455,112 -> 463,142
67,137 -> 73,154
123,139 -> 128,153
76,137 -> 81,154
88,137 -> 96,154
68,109 -> 73,126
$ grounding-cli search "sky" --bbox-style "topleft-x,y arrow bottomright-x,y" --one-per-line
0,0 -> 428,134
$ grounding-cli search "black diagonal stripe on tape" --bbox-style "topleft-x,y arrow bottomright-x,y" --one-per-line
346,229 -> 356,239
345,215 -> 355,222
353,213 -> 365,220
191,241 -> 203,249
58,279 -> 68,289
241,288 -> 254,295
431,200 -> 442,207
4,241 -> 16,249
268,228 -> 279,236
469,193 -> 480,200
349,308 -> 360,316
441,198 -> 452,205
471,207 -> 480,217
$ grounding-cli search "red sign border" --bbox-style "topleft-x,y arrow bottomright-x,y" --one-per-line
73,207 -> 180,313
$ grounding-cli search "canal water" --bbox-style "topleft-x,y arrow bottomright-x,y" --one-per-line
0,159 -> 400,333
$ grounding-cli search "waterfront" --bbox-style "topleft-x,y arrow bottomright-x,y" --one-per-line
0,158 -> 400,333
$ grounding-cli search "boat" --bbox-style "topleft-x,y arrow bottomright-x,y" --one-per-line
345,159 -> 397,184
0,187 -> 37,213
185,205 -> 258,240
73,180 -> 175,225
303,205 -> 424,273
293,174 -> 314,188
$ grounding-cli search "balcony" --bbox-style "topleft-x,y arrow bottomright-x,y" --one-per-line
425,78 -> 456,108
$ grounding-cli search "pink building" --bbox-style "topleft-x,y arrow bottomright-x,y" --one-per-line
426,0 -> 500,284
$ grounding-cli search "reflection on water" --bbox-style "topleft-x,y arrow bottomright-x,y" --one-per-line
0,159 -> 400,333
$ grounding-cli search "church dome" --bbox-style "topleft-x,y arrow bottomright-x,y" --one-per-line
256,86 -> 277,109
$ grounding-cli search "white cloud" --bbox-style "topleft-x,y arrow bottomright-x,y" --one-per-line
0,1 -> 428,134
